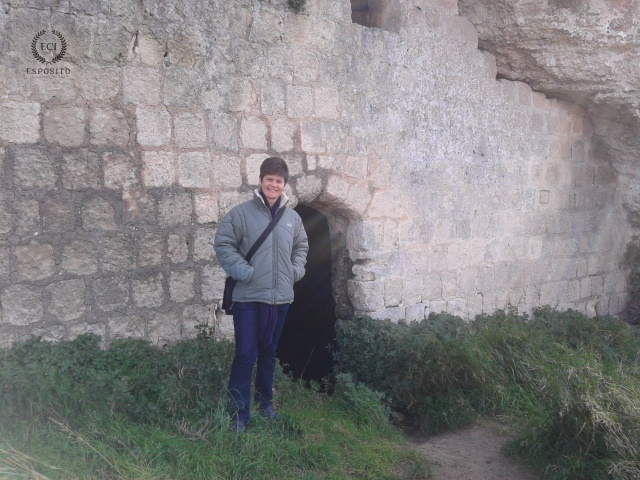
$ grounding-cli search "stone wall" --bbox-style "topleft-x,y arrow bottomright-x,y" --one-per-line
0,0 -> 630,347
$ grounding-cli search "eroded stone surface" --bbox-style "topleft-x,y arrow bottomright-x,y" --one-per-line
0,0 -> 632,346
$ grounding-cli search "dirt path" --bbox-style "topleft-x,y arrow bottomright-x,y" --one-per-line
409,420 -> 540,480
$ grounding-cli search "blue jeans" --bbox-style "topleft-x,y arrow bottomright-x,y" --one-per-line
227,302 -> 289,424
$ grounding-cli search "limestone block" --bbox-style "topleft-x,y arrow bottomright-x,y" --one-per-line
405,303 -> 428,322
218,191 -> 248,215
15,241 -> 55,281
326,123 -> 349,154
0,101 -> 40,143
234,43 -> 267,79
587,255 -> 600,276
123,188 -> 156,224
47,279 -> 86,322
94,276 -> 130,312
168,234 -> 189,263
175,112 -> 208,148
201,87 -> 225,112
347,220 -> 384,261
107,315 -> 144,340
63,150 -> 100,190
314,87 -> 340,120
264,46 -> 293,83
123,67 -> 162,105
90,107 -> 130,146
228,79 -> 257,113
133,274 -> 164,308
138,233 -> 164,267
443,15 -> 478,47
285,156 -> 305,177
317,154 -> 340,170
367,189 -> 406,218
347,279 -> 385,311
271,118 -> 296,152
286,85 -> 313,118
42,194 -> 75,233
292,50 -> 320,84
344,182 -> 372,216
169,270 -> 195,303
81,197 -> 118,231
384,276 -> 403,307
147,312 -> 182,345
216,311 -> 235,339
164,70 -> 200,107
200,264 -> 226,302
102,152 -> 137,190
43,105 -> 85,147
210,114 -> 239,151
352,262 -> 376,281
1,284 -> 44,326
210,155 -> 240,189
429,299 -> 448,315
295,175 -> 322,204
307,155 -> 317,170
102,234 -> 135,272
14,199 -> 40,236
403,273 -> 424,305
77,68 -> 121,101
194,193 -> 218,224
368,307 -> 405,323
0,203 -> 11,235
179,151 -> 211,188
251,6 -> 283,45
344,156 -> 368,179
320,175 -> 349,207
14,148 -> 56,189
260,82 -> 286,116
158,193 -> 192,227
136,106 -> 171,146
300,121 -> 327,153
447,298 -> 468,317
0,243 -> 10,278
142,151 -> 176,187
240,116 -> 268,150
193,228 -> 216,262
245,153 -> 267,186
182,304 -> 217,337
61,240 -> 98,275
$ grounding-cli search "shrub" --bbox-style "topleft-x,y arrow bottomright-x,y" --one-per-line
334,308 -> 640,479
0,330 -> 234,428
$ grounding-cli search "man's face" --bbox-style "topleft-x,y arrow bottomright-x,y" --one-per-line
260,174 -> 286,206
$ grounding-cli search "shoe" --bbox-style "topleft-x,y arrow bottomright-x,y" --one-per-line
259,404 -> 278,419
230,420 -> 246,432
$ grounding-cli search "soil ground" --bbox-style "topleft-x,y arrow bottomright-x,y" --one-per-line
408,420 -> 540,480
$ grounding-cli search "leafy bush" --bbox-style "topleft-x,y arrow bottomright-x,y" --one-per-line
334,308 -> 640,480
0,331 -> 234,428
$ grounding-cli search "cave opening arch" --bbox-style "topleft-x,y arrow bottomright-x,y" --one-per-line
277,203 -> 353,382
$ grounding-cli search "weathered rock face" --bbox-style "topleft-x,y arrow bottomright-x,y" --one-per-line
0,0 -> 632,346
458,0 -> 640,222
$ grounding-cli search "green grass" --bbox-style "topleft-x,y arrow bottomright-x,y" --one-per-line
0,332 -> 428,480
335,307 -> 640,480
4,306 -> 640,480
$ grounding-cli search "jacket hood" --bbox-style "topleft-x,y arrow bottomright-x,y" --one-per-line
253,188 -> 290,209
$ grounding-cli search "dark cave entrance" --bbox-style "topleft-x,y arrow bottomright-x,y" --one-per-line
278,204 -> 338,382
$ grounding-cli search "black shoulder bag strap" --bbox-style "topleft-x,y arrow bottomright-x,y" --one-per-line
222,206 -> 286,315
244,205 -> 286,263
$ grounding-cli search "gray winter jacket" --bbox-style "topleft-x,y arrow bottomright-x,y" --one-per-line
213,190 -> 308,305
